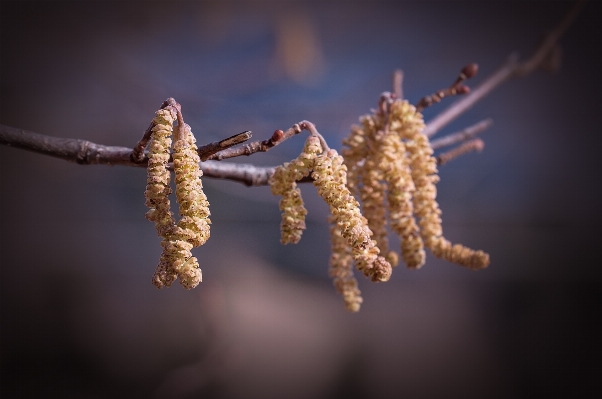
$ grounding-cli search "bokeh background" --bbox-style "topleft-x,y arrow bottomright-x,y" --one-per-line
1,1 -> 601,398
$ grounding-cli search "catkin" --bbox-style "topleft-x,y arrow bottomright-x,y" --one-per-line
269,136 -> 322,244
340,98 -> 489,271
391,99 -> 489,269
270,134 -> 392,310
313,149 -> 392,282
145,107 -> 211,289
380,129 -> 425,269
328,216 -> 362,312
359,153 -> 391,266
169,123 -> 211,288
326,155 -> 363,311
145,108 -> 179,287
341,124 -> 368,196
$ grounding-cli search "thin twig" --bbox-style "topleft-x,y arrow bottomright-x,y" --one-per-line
515,0 -> 585,76
206,123 -> 303,161
299,120 -> 330,151
415,63 -> 477,112
131,120 -> 155,162
198,131 -> 253,161
205,119 -> 331,160
430,119 -> 492,150
393,69 -> 403,100
174,106 -> 187,142
436,139 -> 485,165
423,55 -> 518,138
423,0 -> 584,137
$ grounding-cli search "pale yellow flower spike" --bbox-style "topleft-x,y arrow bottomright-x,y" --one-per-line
171,123 -> 211,289
328,216 -> 363,312
344,115 -> 399,267
145,107 -> 210,289
380,129 -> 425,269
360,126 -> 398,267
313,148 -> 392,282
145,108 -> 178,288
327,157 -> 363,311
269,135 -> 322,244
391,100 -> 490,270
341,123 -> 368,196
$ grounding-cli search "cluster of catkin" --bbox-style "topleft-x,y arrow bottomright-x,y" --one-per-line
144,107 -> 211,289
342,99 -> 489,271
270,134 -> 393,312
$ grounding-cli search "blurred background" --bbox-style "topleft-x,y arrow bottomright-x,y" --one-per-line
1,1 -> 601,398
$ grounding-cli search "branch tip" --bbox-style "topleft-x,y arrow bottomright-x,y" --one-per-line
461,63 -> 479,80
436,138 -> 485,165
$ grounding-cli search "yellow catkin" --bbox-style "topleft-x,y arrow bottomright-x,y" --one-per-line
380,129 -> 425,269
170,123 -> 211,288
359,139 -> 395,267
328,216 -> 362,312
145,108 -> 211,289
313,149 -> 392,282
344,116 -> 400,267
391,100 -> 489,269
327,156 -> 363,311
269,136 -> 322,244
145,108 -> 178,287
341,124 -> 368,196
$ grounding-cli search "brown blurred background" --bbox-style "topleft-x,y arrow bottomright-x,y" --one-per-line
1,1 -> 601,398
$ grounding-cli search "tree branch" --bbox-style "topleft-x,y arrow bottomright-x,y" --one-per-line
0,1 -> 583,187
423,0 -> 584,138
0,123 -> 274,186
0,124 -> 135,166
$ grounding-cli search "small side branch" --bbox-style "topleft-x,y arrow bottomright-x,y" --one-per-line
299,120 -> 330,151
423,0 -> 584,137
205,120 -> 330,161
436,139 -> 485,165
430,119 -> 492,150
205,123 -> 303,161
198,131 -> 253,161
393,69 -> 403,100
423,55 -> 518,138
415,63 -> 477,112
515,0 -> 585,76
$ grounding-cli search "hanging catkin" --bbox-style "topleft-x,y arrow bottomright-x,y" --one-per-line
145,106 -> 211,289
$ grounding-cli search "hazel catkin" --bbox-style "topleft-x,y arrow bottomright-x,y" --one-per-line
269,135 -> 322,244
328,216 -> 363,312
313,149 -> 392,282
390,99 -> 489,270
145,106 -> 211,289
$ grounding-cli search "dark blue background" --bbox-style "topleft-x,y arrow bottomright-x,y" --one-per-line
1,1 -> 601,398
